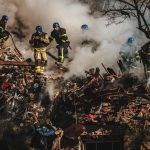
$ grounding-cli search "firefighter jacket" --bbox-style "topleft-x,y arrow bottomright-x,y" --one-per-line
139,41 -> 150,63
49,28 -> 70,46
30,32 -> 49,48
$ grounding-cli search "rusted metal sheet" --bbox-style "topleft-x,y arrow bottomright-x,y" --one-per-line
0,60 -> 34,66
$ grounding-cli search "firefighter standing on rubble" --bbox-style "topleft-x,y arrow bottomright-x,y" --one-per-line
139,41 -> 150,78
0,15 -> 10,48
29,26 -> 49,73
49,22 -> 70,64
81,24 -> 100,53
119,37 -> 139,69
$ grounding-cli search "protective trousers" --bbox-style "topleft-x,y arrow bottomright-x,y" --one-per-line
56,44 -> 68,63
0,38 -> 4,48
0,36 -> 7,48
34,47 -> 47,73
143,62 -> 150,78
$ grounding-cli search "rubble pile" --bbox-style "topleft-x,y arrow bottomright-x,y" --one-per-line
0,65 -> 149,149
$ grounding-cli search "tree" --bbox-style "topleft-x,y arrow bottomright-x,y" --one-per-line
101,0 -> 150,39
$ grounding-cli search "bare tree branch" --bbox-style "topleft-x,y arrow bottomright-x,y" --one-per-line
100,0 -> 150,39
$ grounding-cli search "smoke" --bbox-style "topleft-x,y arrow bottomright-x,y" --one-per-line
9,0 -> 146,77
46,82 -> 56,101
7,0 -> 90,44
65,18 -> 138,77
0,0 -> 17,26
0,0 -> 146,62
0,0 -> 148,90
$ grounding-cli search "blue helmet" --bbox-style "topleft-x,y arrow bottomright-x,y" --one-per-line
53,22 -> 60,28
127,37 -> 134,44
2,15 -> 8,21
81,24 -> 88,31
36,25 -> 42,33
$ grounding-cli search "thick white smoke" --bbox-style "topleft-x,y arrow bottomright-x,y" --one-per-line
0,0 -> 148,98
0,0 -> 147,77
65,18 -> 138,77
8,0 -> 90,44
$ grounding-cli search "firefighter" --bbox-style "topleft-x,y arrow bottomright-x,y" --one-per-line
49,22 -> 70,64
0,15 -> 10,48
81,24 -> 89,31
29,25 -> 49,73
81,24 -> 100,53
119,37 -> 139,69
139,41 -> 150,78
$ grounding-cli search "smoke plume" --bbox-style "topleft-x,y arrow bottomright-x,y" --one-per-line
0,0 -> 148,77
